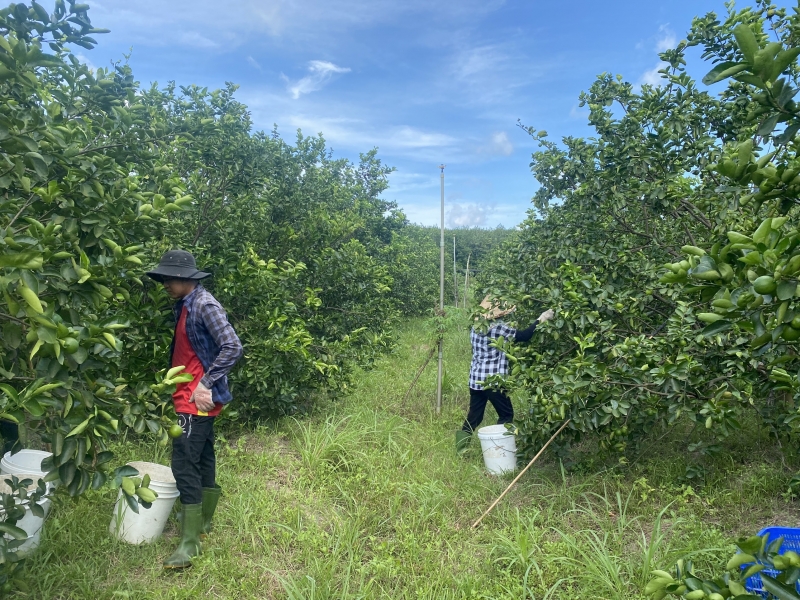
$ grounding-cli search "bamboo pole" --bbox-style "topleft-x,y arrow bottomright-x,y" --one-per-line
463,253 -> 471,309
436,165 -> 445,416
472,420 -> 571,529
453,236 -> 458,307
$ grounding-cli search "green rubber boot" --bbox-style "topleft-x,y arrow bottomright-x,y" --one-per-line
201,485 -> 222,537
455,430 -> 471,455
163,504 -> 203,569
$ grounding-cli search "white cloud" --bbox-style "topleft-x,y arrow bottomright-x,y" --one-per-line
73,52 -> 96,72
178,31 -> 219,49
84,0 -> 504,48
488,131 -> 513,156
282,114 -> 456,159
455,44 -> 505,80
285,61 -> 351,99
635,25 -> 676,89
640,62 -> 667,87
447,202 -> 494,227
569,104 -> 589,120
655,26 -> 676,53
247,56 -> 263,72
402,197 -> 528,228
443,43 -> 539,107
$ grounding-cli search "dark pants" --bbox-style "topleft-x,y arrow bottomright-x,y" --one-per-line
462,388 -> 514,433
171,414 -> 216,506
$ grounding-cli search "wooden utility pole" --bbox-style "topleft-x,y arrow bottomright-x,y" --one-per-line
436,165 -> 445,415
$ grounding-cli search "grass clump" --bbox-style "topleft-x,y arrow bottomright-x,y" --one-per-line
14,317 -> 800,599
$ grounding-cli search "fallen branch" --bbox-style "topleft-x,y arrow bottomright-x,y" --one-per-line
472,419 -> 571,529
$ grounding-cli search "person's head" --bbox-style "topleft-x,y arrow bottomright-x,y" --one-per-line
145,249 -> 211,298
161,277 -> 197,299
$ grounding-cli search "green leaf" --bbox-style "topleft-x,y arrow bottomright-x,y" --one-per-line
91,471 -> 106,490
770,48 -> 800,81
23,399 -> 44,417
760,573 -> 800,600
65,416 -> 91,438
777,281 -> 797,301
733,24 -> 759,65
751,331 -> 773,349
702,320 -> 733,337
2,323 -> 21,349
71,347 -> 88,365
124,492 -> 139,514
757,114 -> 781,136
113,465 -> 139,486
743,563 -> 766,579
0,251 -> 43,269
0,385 -> 19,402
702,61 -> 749,85
0,523 -> 27,541
733,72 -> 767,89
36,326 -> 56,344
775,123 -> 800,145
24,152 -> 48,179
20,271 -> 39,295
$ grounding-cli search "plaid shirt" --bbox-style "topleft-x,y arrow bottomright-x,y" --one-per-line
170,286 -> 243,405
469,322 -> 517,390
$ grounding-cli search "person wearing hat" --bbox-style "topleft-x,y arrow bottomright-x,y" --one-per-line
456,297 -> 554,453
145,249 -> 243,569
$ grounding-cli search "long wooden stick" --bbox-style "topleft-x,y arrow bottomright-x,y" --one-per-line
399,345 -> 437,410
472,419 -> 571,529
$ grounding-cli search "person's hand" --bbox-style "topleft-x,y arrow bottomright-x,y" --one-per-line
190,382 -> 215,412
537,309 -> 555,323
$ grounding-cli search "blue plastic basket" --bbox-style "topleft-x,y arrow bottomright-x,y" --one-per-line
743,527 -> 800,597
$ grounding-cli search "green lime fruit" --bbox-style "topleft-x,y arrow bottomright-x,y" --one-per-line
168,423 -> 183,439
615,303 -> 624,310
753,275 -> 777,295
783,326 -> 800,342
63,337 -> 79,354
792,316 -> 800,330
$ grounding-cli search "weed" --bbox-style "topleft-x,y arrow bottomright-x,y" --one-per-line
17,318 -> 800,599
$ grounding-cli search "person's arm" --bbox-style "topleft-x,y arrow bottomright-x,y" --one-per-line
512,309 -> 555,343
198,302 -> 243,390
513,321 -> 538,342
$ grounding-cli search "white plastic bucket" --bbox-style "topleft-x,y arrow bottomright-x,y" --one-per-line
109,461 -> 179,545
1,449 -> 52,479
477,425 -> 517,475
0,472 -> 51,556
0,450 -> 53,501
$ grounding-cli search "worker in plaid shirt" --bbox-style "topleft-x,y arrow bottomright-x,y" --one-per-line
146,249 -> 243,569
456,297 -> 553,453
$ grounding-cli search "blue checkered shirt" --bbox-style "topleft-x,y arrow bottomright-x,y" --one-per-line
170,286 -> 243,405
469,322 -> 518,390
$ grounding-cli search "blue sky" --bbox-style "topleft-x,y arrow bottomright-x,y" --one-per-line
78,0 -> 746,228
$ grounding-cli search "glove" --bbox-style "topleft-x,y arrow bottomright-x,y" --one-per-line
190,381 -> 215,412
537,309 -> 555,323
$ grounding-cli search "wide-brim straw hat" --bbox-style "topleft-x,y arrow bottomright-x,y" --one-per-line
145,249 -> 211,282
479,296 -> 515,320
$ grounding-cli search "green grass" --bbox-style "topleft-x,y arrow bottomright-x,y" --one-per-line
16,316 -> 800,599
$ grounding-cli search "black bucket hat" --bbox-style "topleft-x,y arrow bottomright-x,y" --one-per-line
145,249 -> 211,283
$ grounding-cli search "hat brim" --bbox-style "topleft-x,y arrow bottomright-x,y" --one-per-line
481,307 -> 515,320
479,298 -> 515,320
145,267 -> 211,283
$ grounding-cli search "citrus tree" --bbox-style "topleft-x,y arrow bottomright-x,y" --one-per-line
0,0 -> 195,590
481,0 -> 800,467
